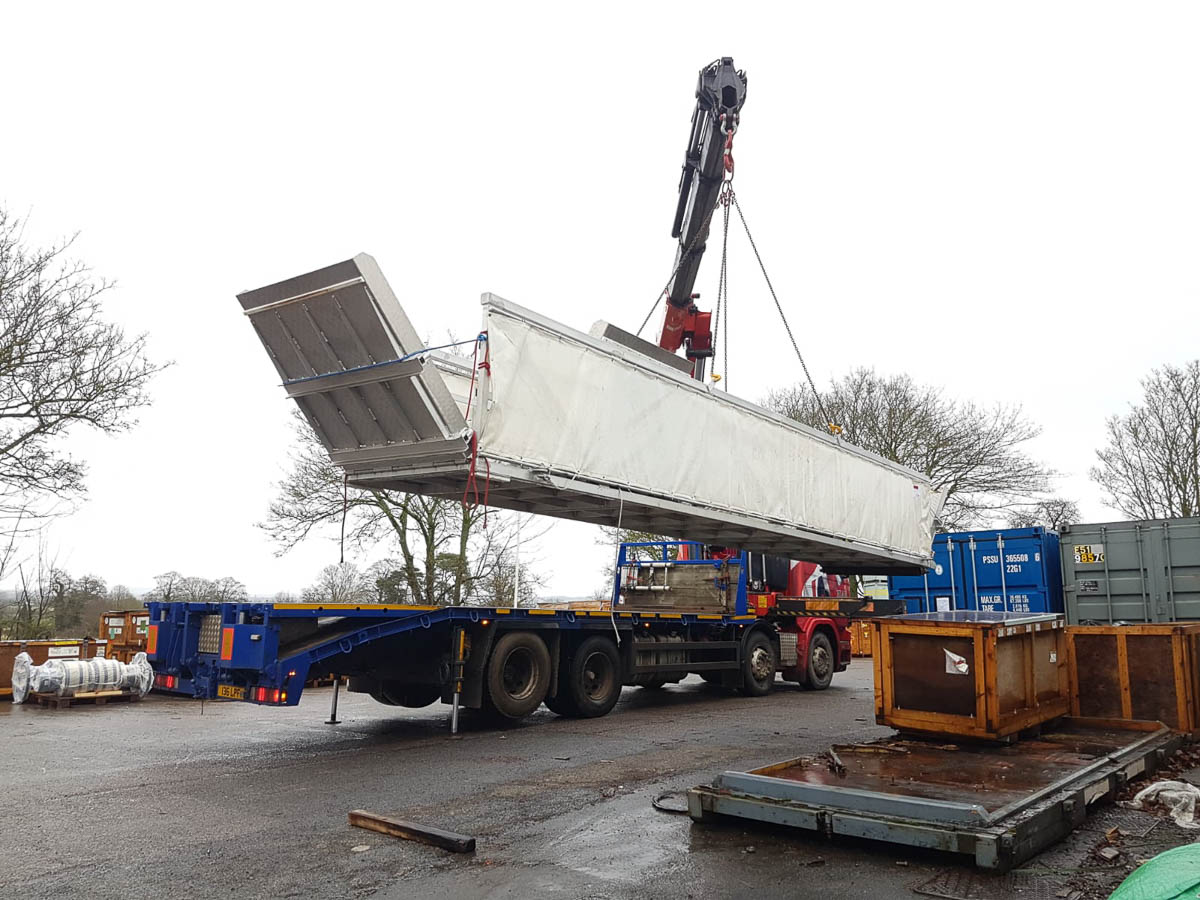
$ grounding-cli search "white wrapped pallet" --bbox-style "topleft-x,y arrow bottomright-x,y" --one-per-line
11,651 -> 153,704
239,255 -> 942,573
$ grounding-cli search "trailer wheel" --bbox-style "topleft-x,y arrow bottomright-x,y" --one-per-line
805,632 -> 835,691
741,631 -> 777,696
372,683 -> 442,708
544,688 -> 580,717
544,655 -> 581,717
566,636 -> 622,718
484,631 -> 552,721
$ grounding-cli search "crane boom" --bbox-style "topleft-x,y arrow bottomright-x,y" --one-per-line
659,57 -> 748,379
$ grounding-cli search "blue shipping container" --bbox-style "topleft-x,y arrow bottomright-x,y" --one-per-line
889,527 -> 1064,615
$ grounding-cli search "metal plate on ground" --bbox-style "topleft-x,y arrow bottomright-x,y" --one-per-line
688,720 -> 1182,871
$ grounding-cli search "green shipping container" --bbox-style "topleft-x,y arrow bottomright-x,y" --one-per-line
1060,517 -> 1200,624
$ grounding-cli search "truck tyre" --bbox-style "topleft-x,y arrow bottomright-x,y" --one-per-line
372,683 -> 442,708
805,632 -> 835,691
544,688 -> 580,717
565,636 -> 622,718
740,631 -> 777,696
484,631 -> 552,722
544,653 -> 581,717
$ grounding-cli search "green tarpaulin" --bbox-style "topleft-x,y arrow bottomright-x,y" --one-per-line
1110,843 -> 1200,900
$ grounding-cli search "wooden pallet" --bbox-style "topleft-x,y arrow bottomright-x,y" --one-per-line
29,689 -> 141,710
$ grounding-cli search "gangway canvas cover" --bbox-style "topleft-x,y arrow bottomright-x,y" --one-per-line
238,254 -> 941,574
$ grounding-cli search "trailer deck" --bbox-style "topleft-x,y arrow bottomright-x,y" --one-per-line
146,600 -> 767,706
688,719 -> 1182,870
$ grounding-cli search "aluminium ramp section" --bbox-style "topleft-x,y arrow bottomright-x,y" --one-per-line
237,254 -> 472,474
238,255 -> 941,574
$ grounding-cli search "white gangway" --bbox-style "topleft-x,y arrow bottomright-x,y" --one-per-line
238,254 -> 941,574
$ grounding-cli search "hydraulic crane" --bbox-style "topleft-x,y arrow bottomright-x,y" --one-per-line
658,57 -> 747,382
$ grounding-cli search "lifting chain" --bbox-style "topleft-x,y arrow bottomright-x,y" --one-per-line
730,193 -> 839,438
710,181 -> 733,389
639,116 -> 837,437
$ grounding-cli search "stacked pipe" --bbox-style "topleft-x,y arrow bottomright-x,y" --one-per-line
10,651 -> 153,704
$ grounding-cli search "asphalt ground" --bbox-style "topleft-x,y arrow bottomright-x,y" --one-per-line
0,661 -> 1180,899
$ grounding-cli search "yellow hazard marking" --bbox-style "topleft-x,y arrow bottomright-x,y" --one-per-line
272,603 -> 441,612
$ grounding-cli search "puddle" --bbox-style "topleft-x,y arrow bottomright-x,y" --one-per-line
531,791 -> 689,884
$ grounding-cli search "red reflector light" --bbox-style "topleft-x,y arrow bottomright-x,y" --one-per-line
255,687 -> 267,702
271,689 -> 281,704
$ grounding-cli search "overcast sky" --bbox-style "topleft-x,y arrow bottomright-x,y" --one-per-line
1,2 -> 1196,599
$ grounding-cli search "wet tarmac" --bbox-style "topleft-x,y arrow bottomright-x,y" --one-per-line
0,662 -> 1164,898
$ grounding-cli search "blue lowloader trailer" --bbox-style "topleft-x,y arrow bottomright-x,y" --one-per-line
888,526 -> 1064,616
146,542 -> 872,724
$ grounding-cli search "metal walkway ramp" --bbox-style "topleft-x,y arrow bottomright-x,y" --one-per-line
238,254 -> 940,574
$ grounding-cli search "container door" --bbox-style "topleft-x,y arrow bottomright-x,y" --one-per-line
967,531 -> 1055,614
890,536 -> 958,613
1158,519 -> 1200,622
1065,523 -> 1155,623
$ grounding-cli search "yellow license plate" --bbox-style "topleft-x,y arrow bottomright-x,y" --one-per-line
217,684 -> 246,700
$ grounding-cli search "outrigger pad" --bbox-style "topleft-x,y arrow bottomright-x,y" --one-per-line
238,254 -> 942,574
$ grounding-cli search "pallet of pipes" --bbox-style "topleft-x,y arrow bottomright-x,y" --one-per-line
11,651 -> 153,707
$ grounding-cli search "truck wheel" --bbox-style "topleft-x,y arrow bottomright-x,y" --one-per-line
805,632 -> 835,691
566,636 -> 622,717
544,689 -> 580,717
484,631 -> 552,722
740,631 -> 777,697
372,683 -> 442,708
544,654 -> 581,717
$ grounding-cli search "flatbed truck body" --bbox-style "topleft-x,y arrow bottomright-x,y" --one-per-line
146,544 -> 872,721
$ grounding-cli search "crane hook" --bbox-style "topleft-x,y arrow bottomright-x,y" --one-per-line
721,114 -> 736,180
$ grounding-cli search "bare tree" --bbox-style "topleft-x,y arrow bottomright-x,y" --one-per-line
211,577 -> 248,603
0,209 -> 164,519
476,552 -> 546,608
367,559 -> 409,604
177,576 -> 217,603
58,573 -> 109,636
1005,497 -> 1080,530
1092,361 -> 1200,519
108,584 -> 136,606
302,562 -> 372,604
143,571 -> 183,603
141,574 -> 246,604
263,413 -> 546,606
7,539 -> 67,638
765,368 -> 1052,530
